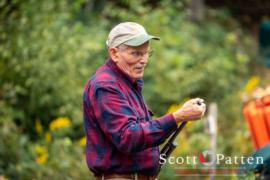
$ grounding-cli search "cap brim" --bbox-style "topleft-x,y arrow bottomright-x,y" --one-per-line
123,34 -> 160,46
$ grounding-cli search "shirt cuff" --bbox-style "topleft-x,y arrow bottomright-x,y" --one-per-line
157,114 -> 178,133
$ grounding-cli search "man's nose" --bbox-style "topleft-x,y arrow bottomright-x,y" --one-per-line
140,55 -> 148,64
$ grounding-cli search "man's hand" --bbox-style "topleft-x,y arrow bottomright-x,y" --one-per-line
172,98 -> 206,123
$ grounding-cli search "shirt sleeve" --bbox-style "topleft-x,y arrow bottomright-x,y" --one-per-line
91,82 -> 178,154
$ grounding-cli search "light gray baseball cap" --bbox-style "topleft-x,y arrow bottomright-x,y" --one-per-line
106,22 -> 160,48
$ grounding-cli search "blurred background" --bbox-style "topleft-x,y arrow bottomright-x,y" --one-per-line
1,0 -> 270,179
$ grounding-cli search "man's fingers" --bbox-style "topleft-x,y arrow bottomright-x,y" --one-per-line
191,98 -> 205,105
199,98 -> 204,104
191,98 -> 200,105
184,98 -> 206,113
199,103 -> 206,116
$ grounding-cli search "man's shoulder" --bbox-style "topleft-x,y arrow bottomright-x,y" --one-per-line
94,64 -> 118,84
86,64 -> 119,91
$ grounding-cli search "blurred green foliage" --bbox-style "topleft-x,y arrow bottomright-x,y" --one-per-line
0,0 -> 257,179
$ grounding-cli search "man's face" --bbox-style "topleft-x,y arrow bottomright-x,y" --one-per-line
110,42 -> 151,80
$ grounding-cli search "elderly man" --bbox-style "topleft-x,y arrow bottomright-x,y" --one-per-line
83,22 -> 206,180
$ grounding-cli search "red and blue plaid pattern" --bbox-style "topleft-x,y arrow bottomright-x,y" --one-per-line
83,59 -> 177,176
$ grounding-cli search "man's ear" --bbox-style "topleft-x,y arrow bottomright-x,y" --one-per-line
108,48 -> 119,63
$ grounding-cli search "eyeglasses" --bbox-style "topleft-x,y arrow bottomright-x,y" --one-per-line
129,50 -> 153,59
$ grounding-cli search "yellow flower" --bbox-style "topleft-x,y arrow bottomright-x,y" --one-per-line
35,119 -> 43,134
35,145 -> 48,165
78,136 -> 86,146
244,76 -> 260,93
45,131 -> 52,143
49,117 -> 71,131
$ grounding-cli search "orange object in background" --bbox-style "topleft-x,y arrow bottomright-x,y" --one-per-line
263,95 -> 270,138
243,102 -> 259,149
243,100 -> 270,149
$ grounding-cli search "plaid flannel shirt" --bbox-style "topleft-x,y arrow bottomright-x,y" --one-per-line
83,58 -> 177,176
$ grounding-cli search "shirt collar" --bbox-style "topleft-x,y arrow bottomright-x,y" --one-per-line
106,58 -> 144,90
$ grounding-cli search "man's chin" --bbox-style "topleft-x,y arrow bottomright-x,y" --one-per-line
134,73 -> 144,79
